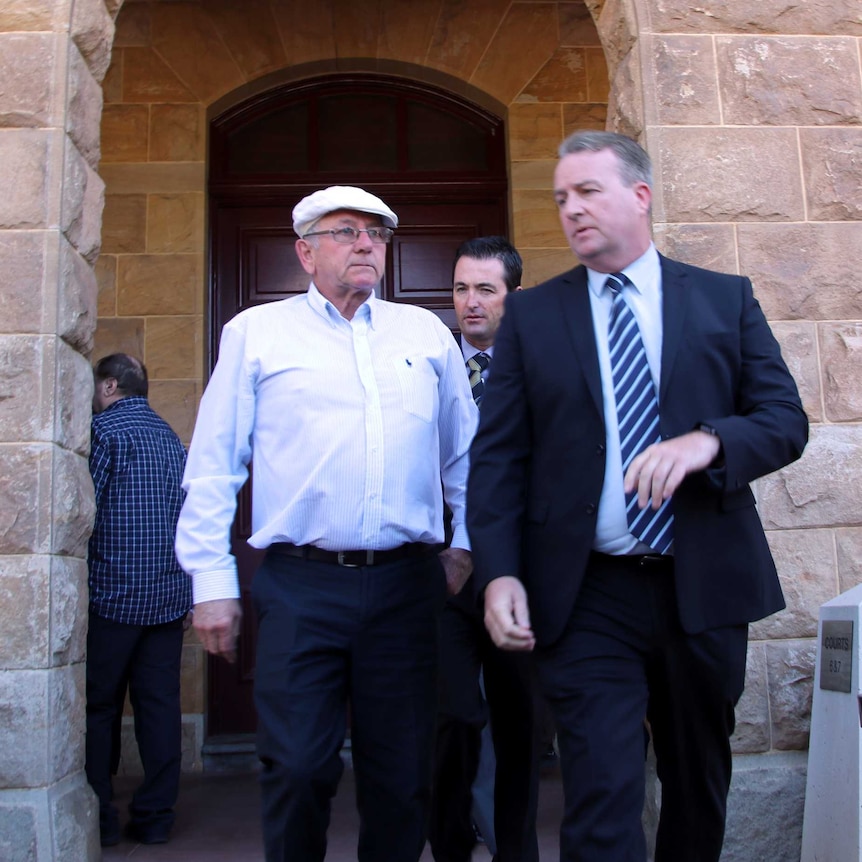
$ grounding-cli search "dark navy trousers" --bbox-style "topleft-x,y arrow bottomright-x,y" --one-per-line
429,598 -> 541,862
535,553 -> 748,862
252,548 -> 447,862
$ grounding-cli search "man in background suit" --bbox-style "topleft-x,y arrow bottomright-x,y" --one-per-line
429,237 -> 540,862
467,132 -> 808,861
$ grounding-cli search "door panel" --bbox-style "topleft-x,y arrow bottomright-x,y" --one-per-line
391,202 -> 504,328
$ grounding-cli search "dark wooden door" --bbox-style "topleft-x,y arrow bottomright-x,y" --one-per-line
206,74 -> 508,738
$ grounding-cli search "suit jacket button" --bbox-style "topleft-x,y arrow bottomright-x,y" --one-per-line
596,444 -> 605,455
585,503 -> 596,515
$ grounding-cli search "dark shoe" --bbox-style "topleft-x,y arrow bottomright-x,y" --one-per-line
100,827 -> 120,847
99,806 -> 120,847
125,819 -> 172,845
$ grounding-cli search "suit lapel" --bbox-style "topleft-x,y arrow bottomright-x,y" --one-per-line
658,254 -> 690,404
556,267 -> 604,416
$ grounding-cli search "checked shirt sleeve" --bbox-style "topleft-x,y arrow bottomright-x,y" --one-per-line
89,427 -> 113,508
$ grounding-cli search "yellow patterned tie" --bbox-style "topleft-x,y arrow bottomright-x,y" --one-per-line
466,353 -> 490,406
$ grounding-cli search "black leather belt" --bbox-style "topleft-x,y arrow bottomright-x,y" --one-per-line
268,542 -> 434,568
590,551 -> 674,571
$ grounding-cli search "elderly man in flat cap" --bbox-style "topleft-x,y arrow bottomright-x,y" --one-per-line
176,186 -> 477,862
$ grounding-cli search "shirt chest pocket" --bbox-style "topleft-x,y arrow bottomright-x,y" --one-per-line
391,357 -> 436,423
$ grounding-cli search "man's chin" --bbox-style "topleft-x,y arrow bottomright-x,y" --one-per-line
347,275 -> 379,290
462,326 -> 490,343
571,238 -> 596,257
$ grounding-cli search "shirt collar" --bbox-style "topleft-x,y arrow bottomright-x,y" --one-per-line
99,395 -> 147,415
307,281 -> 377,327
586,243 -> 660,299
460,338 -> 494,363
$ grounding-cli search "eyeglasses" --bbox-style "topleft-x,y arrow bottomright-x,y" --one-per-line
303,226 -> 395,244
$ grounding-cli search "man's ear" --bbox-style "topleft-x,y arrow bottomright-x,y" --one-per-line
295,238 -> 316,276
634,180 -> 652,215
102,377 -> 118,397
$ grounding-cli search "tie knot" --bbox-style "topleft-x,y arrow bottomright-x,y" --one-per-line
605,272 -> 630,297
468,352 -> 490,373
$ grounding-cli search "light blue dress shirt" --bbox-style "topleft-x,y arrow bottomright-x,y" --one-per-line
460,339 -> 494,378
176,282 -> 478,604
587,244 -> 665,555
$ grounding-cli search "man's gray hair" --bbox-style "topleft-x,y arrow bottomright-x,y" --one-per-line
558,131 -> 653,189
303,216 -> 322,248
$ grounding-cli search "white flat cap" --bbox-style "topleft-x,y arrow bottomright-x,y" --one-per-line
292,186 -> 398,237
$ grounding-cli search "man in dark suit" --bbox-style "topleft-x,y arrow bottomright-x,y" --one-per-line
466,132 -> 808,861
429,237 -> 540,862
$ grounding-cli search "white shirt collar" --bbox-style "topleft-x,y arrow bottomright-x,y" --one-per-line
460,338 -> 494,363
585,243 -> 660,299
307,281 -> 376,327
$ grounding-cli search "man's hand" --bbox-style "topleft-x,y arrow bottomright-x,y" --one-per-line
439,547 -> 473,595
192,598 -> 243,663
624,429 -> 722,511
483,576 -> 535,651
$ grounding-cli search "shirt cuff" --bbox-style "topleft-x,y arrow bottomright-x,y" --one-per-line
449,523 -> 472,552
192,569 -> 241,605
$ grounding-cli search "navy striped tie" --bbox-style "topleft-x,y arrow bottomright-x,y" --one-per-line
467,352 -> 490,406
606,273 -> 673,554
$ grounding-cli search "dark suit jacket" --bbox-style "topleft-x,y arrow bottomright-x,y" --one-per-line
467,255 -> 808,647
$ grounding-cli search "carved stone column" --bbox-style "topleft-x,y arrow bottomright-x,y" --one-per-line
0,1 -> 115,859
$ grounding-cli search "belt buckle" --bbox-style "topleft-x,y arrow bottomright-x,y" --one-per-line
337,550 -> 374,567
639,554 -> 667,567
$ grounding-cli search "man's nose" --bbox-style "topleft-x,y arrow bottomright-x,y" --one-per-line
353,229 -> 376,250
559,194 -> 582,219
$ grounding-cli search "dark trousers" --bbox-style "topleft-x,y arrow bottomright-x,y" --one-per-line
85,613 -> 185,829
429,600 -> 541,862
252,549 -> 447,862
534,553 -> 748,862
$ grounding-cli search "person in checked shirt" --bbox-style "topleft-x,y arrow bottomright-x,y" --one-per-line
86,353 -> 191,847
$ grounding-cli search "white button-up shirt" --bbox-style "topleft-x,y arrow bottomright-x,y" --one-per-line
176,282 -> 478,604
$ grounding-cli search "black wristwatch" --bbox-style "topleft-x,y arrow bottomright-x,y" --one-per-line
695,423 -> 725,468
